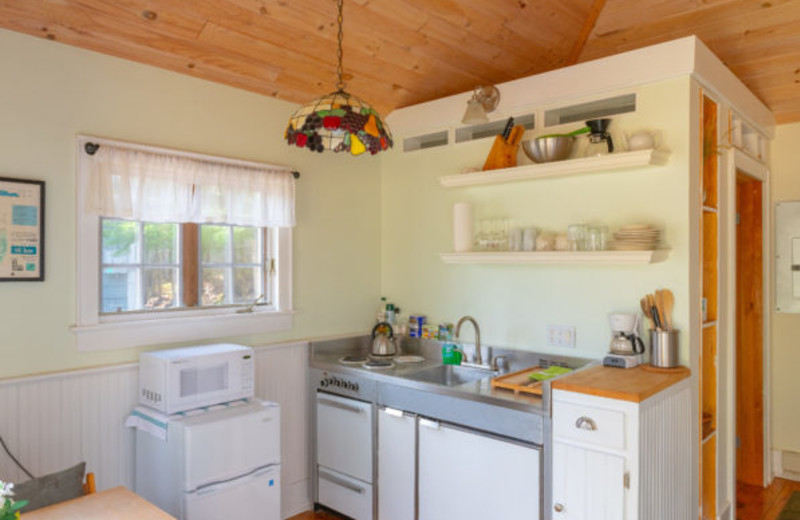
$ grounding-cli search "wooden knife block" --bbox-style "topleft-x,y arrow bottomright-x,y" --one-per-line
482,125 -> 525,171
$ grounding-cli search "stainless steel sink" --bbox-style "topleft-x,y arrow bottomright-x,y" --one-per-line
403,364 -> 491,386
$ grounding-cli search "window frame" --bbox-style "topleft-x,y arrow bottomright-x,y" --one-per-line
73,136 -> 294,352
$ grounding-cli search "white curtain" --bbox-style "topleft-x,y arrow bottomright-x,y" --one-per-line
84,144 -> 296,227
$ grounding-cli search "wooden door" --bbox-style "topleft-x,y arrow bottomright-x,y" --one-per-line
736,174 -> 764,487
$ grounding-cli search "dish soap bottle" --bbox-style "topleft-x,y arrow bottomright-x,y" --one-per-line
441,343 -> 462,365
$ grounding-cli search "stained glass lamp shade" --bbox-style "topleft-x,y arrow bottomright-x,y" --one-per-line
284,0 -> 392,156
285,90 -> 393,155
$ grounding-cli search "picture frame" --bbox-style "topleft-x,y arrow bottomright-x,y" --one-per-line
0,176 -> 45,281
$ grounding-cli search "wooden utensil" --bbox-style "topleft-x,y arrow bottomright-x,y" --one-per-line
640,297 -> 654,330
645,293 -> 662,330
655,289 -> 667,331
661,289 -> 674,331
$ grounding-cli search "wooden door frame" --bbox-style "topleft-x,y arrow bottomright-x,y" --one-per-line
724,148 -> 771,492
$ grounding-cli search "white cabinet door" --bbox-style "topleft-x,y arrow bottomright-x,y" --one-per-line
418,419 -> 540,520
378,408 -> 415,520
551,441 -> 625,520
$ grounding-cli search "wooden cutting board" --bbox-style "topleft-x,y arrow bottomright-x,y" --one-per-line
491,366 -> 547,396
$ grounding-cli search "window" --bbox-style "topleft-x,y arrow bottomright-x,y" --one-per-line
73,137 -> 295,351
99,220 -> 273,314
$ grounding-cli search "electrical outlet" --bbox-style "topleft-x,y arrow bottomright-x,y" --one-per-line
561,325 -> 576,348
546,325 -> 576,348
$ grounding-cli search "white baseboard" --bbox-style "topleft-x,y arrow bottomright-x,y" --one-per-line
772,449 -> 800,482
282,478 -> 311,519
773,449 -> 784,478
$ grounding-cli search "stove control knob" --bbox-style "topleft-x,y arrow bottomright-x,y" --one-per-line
320,379 -> 329,388
352,382 -> 360,391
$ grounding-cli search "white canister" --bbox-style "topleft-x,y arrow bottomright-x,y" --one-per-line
453,202 -> 474,252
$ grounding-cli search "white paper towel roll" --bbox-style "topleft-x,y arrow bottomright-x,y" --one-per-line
453,202 -> 473,252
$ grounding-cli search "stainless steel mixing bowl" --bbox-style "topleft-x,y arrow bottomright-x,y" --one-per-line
521,136 -> 574,163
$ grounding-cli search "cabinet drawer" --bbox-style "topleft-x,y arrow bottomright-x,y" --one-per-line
553,400 -> 625,450
318,466 -> 373,520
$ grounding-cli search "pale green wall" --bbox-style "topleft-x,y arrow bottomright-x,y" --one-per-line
770,121 -> 800,453
0,29 -> 381,378
380,79 -> 694,362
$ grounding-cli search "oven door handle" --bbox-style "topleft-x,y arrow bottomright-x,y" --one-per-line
317,396 -> 364,414
318,468 -> 365,494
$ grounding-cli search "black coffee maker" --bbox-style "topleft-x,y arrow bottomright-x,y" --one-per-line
585,118 -> 614,155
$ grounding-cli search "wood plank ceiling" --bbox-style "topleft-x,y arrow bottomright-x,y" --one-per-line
1,0 -> 799,123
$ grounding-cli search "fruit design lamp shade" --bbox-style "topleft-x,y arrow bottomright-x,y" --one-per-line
284,90 -> 392,155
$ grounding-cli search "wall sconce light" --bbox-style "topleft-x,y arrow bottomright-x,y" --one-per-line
461,85 -> 501,125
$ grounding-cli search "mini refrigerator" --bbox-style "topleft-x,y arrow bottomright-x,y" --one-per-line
134,400 -> 280,520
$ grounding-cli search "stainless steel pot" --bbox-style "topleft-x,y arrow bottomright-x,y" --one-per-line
370,322 -> 396,357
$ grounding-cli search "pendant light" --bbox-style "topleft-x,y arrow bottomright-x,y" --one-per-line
284,0 -> 392,155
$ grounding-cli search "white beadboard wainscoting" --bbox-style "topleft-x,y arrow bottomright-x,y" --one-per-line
0,340 -> 311,519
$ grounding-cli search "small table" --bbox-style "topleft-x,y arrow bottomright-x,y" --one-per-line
23,486 -> 175,520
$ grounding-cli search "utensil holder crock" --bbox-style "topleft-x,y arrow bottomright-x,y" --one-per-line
650,329 -> 680,368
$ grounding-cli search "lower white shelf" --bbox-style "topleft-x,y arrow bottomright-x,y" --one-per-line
440,249 -> 670,265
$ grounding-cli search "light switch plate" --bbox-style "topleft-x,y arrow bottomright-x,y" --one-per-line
776,202 -> 800,312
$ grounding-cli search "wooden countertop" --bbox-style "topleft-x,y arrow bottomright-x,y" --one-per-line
23,486 -> 175,520
551,364 -> 690,402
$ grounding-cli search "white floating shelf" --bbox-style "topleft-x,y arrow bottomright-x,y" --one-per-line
440,249 -> 671,265
438,148 -> 670,188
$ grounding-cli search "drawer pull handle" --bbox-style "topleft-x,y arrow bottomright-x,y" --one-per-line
319,469 -> 365,494
554,502 -> 565,513
575,416 -> 597,431
318,397 -> 364,414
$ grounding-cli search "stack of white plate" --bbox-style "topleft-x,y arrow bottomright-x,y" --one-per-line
611,225 -> 661,250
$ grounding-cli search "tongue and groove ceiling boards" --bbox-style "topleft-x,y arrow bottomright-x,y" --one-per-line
1,0 -> 799,123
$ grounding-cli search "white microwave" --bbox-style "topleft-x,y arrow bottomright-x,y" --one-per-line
139,344 -> 255,414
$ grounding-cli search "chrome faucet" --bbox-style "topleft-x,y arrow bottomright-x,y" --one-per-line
455,316 -> 482,366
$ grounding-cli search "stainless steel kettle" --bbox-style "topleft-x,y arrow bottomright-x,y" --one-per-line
371,322 -> 397,357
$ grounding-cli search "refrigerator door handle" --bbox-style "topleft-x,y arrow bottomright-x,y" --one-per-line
193,463 -> 280,495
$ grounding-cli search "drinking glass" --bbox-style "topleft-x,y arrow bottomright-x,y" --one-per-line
508,228 -> 523,251
587,225 -> 609,251
567,224 -> 588,251
474,219 -> 490,251
491,218 -> 508,251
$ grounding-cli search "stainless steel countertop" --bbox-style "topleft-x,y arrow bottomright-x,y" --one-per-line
310,335 -> 594,416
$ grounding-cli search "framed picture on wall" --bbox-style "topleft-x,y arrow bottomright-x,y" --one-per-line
0,176 -> 45,281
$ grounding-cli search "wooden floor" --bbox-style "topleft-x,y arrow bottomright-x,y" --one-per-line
287,511 -> 343,520
737,477 -> 800,520
288,479 -> 800,520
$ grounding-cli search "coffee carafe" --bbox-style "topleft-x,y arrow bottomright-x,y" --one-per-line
585,118 -> 615,156
608,313 -> 644,355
